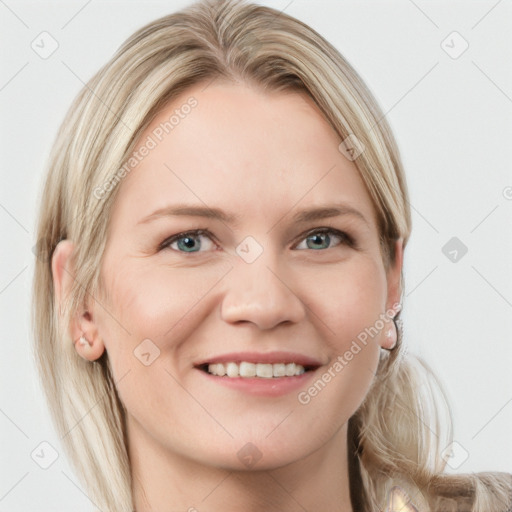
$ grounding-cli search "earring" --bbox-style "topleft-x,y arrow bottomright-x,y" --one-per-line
78,335 -> 88,347
385,322 -> 397,349
383,305 -> 401,350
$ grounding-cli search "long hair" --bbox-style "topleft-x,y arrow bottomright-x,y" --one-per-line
31,1 -> 511,510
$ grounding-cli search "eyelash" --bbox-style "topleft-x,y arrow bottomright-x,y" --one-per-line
158,227 -> 356,253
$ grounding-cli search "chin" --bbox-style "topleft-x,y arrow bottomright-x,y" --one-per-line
213,446 -> 306,473
192,426 -> 323,472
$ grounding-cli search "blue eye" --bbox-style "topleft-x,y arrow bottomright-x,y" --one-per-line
159,227 -> 353,253
294,228 -> 351,250
160,229 -> 217,253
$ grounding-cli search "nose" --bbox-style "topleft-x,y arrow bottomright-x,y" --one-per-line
220,257 -> 306,330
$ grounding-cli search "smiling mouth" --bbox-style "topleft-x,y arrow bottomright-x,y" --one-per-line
197,362 -> 319,378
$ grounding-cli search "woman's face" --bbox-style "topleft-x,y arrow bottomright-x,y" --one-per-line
92,80 -> 402,470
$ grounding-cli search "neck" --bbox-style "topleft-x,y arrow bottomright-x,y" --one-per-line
129,420 -> 355,512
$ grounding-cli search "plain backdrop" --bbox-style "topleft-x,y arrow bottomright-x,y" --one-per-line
1,1 -> 511,510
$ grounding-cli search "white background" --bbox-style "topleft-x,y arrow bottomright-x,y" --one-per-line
1,0 -> 511,510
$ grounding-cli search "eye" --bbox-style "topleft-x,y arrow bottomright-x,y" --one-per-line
159,229 -> 217,253
294,228 -> 352,251
159,227 -> 354,254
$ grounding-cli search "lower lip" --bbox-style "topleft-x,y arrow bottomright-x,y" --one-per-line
196,368 -> 318,397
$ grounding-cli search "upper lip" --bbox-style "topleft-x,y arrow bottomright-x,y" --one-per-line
194,351 -> 324,369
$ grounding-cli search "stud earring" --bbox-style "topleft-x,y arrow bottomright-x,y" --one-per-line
383,314 -> 399,351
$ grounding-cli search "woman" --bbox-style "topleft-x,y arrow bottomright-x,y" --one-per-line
32,0 -> 511,510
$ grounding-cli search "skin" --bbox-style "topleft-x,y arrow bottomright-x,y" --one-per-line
53,80 -> 403,511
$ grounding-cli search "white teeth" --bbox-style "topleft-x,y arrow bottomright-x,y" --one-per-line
291,364 -> 305,376
210,363 -> 226,376
256,363 -> 273,378
206,362 -> 307,378
239,362 -> 256,377
226,362 -> 239,377
285,363 -> 296,376
273,363 -> 286,377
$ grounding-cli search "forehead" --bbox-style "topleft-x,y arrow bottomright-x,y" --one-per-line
108,80 -> 378,232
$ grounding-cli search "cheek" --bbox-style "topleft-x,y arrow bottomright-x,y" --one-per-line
98,260 -> 231,369
293,260 -> 386,431
94,249 -> 388,464
299,256 -> 387,349
95,261 -> 228,428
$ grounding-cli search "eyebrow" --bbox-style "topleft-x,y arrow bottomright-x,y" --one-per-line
291,205 -> 369,226
138,205 -> 239,225
137,203 -> 369,227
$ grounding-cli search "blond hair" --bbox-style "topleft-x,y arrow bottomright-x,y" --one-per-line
32,1 -> 511,510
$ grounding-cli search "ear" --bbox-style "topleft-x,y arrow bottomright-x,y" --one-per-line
379,238 -> 404,350
385,237 -> 404,312
52,240 -> 105,361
